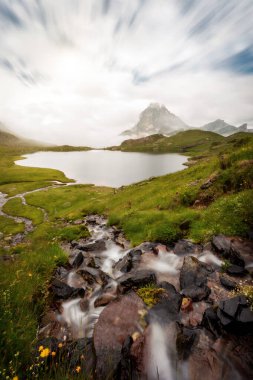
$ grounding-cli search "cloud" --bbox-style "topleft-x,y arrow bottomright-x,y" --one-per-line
0,0 -> 252,146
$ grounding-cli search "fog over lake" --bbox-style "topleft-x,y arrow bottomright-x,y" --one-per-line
16,150 -> 187,188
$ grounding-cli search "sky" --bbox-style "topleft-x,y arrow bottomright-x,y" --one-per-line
0,0 -> 253,147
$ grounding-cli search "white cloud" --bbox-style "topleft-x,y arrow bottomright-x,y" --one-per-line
0,0 -> 252,146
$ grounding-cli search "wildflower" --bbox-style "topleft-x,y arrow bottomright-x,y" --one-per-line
12,377 -> 18,380
51,351 -> 56,357
40,348 -> 50,358
58,343 -> 63,348
38,346 -> 44,352
28,273 -> 32,277
75,366 -> 81,373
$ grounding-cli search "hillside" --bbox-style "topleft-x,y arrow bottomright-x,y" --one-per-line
0,129 -> 41,147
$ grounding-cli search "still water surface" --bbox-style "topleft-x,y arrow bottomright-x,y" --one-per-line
16,150 -> 187,187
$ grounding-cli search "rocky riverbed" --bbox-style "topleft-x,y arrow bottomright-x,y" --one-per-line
37,215 -> 253,380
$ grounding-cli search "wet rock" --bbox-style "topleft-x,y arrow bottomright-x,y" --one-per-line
176,326 -> 198,360
182,285 -> 211,301
67,338 -> 96,374
152,244 -> 169,255
180,256 -> 213,301
226,264 -> 247,276
212,235 -> 245,267
77,267 -> 110,287
71,240 -> 79,248
130,334 -> 145,377
118,270 -> 157,292
35,337 -> 59,353
181,297 -> 193,312
93,291 -> 145,378
54,266 -> 69,280
115,336 -> 134,380
147,282 -> 182,323
114,249 -> 142,273
94,293 -> 117,308
220,275 -> 237,290
72,251 -> 84,268
202,307 -> 221,338
83,256 -> 98,268
174,240 -> 203,256
76,239 -> 106,253
217,296 -> 253,334
135,242 -> 157,254
51,279 -> 85,300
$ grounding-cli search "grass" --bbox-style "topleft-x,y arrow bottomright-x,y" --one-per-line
3,198 -> 45,225
0,215 -> 25,237
136,283 -> 165,307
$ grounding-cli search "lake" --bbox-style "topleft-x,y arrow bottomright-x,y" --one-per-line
16,150 -> 187,187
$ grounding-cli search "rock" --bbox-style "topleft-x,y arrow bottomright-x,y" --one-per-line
202,307 -> 221,338
200,175 -> 218,190
212,235 -> 245,267
115,336 -> 134,380
226,264 -> 246,276
182,285 -> 211,301
179,220 -> 191,231
147,282 -> 182,323
54,266 -> 69,280
76,239 -> 106,253
71,240 -> 79,248
93,291 -> 145,378
51,279 -> 85,300
180,256 -> 213,301
77,268 -> 110,287
72,251 -> 84,268
217,296 -> 253,334
94,293 -> 117,308
114,249 -> 142,273
73,219 -> 83,225
176,326 -> 198,360
220,275 -> 237,290
135,242 -> 158,254
67,338 -> 95,374
174,240 -> 202,256
118,270 -> 157,292
35,337 -> 59,353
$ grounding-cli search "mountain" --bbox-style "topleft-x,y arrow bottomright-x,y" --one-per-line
200,119 -> 253,136
0,128 -> 43,147
121,103 -> 189,138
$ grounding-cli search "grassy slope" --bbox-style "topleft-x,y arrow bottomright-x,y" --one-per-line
0,130 -> 252,377
3,198 -> 45,225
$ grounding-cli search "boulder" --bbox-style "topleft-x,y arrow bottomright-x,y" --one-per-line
202,307 -> 221,338
72,251 -> 84,268
76,239 -> 106,253
176,326 -> 198,360
174,240 -> 202,256
212,235 -> 245,267
114,249 -> 142,273
115,336 -> 134,380
51,279 -> 85,300
77,268 -> 111,287
94,293 -> 117,308
180,256 -> 213,301
67,338 -> 96,374
226,264 -> 246,276
93,291 -> 145,378
118,270 -> 157,292
219,275 -> 237,290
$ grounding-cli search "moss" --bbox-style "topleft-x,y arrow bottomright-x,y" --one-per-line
136,283 -> 165,307
233,284 -> 253,310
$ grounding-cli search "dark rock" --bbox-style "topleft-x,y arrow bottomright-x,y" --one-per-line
67,338 -> 96,375
118,270 -> 156,292
71,240 -> 79,248
54,266 -> 69,280
51,279 -> 85,300
115,336 -> 134,380
135,242 -> 157,253
180,256 -> 213,301
226,264 -> 246,276
35,337 -> 59,353
176,326 -> 198,360
94,293 -> 117,308
72,251 -> 84,268
147,282 -> 182,323
114,249 -> 142,273
202,307 -> 221,338
174,240 -> 202,256
77,267 -> 110,287
217,296 -> 253,334
212,235 -> 245,267
179,220 -> 191,231
220,275 -> 237,290
182,285 -> 211,301
76,239 -> 106,253
83,256 -> 98,268
93,291 -> 145,379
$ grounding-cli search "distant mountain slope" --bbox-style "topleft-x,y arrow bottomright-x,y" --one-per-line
0,129 -> 43,147
121,103 -> 189,138
200,119 -> 237,136
116,129 -> 225,154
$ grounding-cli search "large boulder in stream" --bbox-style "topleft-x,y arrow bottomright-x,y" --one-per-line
180,256 -> 213,301
114,249 -> 142,273
174,239 -> 203,256
118,270 -> 157,292
212,235 -> 246,267
93,291 -> 145,378
75,239 -> 106,253
51,279 -> 85,300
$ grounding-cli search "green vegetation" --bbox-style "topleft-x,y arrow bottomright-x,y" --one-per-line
234,285 -> 253,310
3,198 -> 45,225
0,128 -> 252,377
136,283 -> 165,307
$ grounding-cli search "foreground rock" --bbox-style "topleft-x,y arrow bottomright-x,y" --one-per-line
118,270 -> 157,292
51,279 -> 85,300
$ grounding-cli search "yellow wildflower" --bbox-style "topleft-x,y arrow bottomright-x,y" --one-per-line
28,273 -> 32,277
58,343 -> 63,348
13,377 -> 18,380
38,345 -> 44,352
40,348 -> 50,358
75,366 -> 81,373
51,351 -> 56,357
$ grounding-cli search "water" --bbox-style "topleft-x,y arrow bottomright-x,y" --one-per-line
16,150 -> 187,187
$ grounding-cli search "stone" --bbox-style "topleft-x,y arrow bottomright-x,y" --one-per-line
220,275 -> 237,290
72,251 -> 84,268
202,307 -> 221,338
76,239 -> 106,253
174,240 -> 202,256
114,249 -> 142,273
94,293 -> 117,308
93,291 -> 145,378
115,336 -> 134,380
118,270 -> 157,292
226,264 -> 246,276
181,297 -> 193,312
51,279 -> 85,300
77,268 -> 110,287
176,326 -> 198,360
182,285 -> 211,301
67,338 -> 96,374
212,235 -> 245,267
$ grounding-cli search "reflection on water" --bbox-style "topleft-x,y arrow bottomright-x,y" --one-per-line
16,150 -> 187,187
